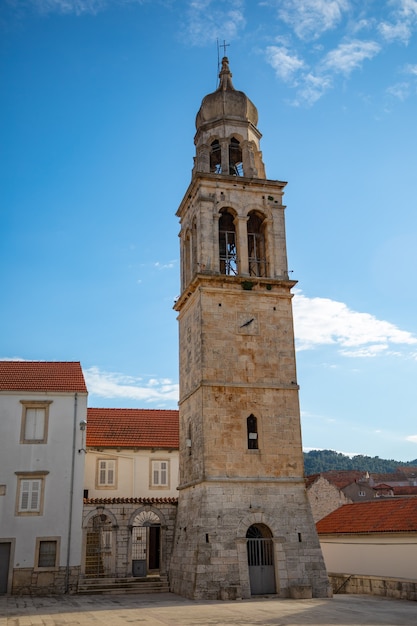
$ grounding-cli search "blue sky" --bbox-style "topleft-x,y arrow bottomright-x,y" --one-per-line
1,0 -> 417,462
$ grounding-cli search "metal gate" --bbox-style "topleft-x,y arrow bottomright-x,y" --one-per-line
131,525 -> 161,577
85,514 -> 112,578
132,527 -> 147,577
247,537 -> 275,595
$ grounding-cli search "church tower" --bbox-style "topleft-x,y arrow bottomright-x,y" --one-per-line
169,57 -> 330,600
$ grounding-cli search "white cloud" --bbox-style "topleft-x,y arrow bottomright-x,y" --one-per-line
293,291 -> 417,355
378,20 -> 411,43
84,366 -> 179,404
294,72 -> 332,106
276,0 -> 349,41
387,81 -> 410,100
265,45 -> 305,81
406,435 -> 417,443
405,63 -> 417,75
322,40 -> 381,75
185,0 -> 246,46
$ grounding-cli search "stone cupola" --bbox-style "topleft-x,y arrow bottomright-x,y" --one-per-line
193,57 -> 266,179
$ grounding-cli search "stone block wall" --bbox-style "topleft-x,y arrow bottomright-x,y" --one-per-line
12,566 -> 80,595
329,573 -> 417,602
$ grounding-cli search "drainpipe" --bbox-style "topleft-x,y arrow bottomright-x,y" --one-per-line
65,392 -> 78,594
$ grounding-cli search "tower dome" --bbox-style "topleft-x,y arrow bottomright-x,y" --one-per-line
195,57 -> 258,130
193,57 -> 265,179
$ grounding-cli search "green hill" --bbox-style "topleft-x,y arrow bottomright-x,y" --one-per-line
304,449 -> 417,475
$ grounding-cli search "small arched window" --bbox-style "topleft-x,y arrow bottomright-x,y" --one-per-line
247,414 -> 258,449
210,140 -> 222,173
229,137 -> 243,176
247,213 -> 266,277
219,210 -> 237,275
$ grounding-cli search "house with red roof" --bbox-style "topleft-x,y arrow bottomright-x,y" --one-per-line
81,407 -> 179,586
316,498 -> 417,581
0,361 -> 88,595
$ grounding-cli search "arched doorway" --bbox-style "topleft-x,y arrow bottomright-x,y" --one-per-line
131,510 -> 161,578
246,524 -> 275,595
85,513 -> 113,578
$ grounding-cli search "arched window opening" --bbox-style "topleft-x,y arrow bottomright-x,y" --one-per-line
246,524 -> 272,539
210,140 -> 222,173
247,213 -> 266,277
229,137 -> 243,176
247,414 -> 258,449
219,210 -> 237,275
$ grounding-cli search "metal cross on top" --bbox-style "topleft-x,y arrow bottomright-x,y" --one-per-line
219,39 -> 230,58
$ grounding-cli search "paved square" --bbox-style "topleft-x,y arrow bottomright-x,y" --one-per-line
0,593 -> 416,626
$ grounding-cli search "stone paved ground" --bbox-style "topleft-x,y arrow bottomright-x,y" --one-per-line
0,593 -> 416,626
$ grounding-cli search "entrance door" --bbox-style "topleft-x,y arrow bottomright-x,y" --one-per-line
132,527 -> 147,577
131,510 -> 161,577
246,524 -> 275,595
0,543 -> 11,594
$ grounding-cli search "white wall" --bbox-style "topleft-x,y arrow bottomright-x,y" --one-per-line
0,391 -> 87,568
84,448 -> 179,499
320,534 -> 417,580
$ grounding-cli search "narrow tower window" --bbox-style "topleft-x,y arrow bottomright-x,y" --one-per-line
247,414 -> 258,449
210,140 -> 222,173
247,213 -> 266,277
229,137 -> 243,176
219,210 -> 237,275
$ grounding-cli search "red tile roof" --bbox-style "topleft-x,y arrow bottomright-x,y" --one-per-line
86,408 -> 179,449
0,361 -> 87,393
306,470 -> 366,489
316,498 -> 417,534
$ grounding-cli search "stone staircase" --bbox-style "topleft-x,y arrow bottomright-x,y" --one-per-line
77,574 -> 170,595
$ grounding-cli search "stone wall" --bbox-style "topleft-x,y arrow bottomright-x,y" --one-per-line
307,476 -> 351,522
12,566 -> 80,595
329,573 -> 417,602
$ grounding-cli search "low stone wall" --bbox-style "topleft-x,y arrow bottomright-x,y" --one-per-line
12,566 -> 80,595
329,573 -> 417,602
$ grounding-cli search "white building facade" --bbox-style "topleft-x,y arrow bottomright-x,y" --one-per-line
0,361 -> 87,595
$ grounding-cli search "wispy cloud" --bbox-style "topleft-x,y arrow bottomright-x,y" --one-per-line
184,0 -> 246,46
406,434 -> 417,443
265,45 -> 305,81
8,0 -> 152,16
276,0 -> 349,41
84,366 -> 178,404
322,40 -> 381,75
293,291 -> 417,355
377,0 -> 417,43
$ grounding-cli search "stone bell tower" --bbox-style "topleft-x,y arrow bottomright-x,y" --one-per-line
169,57 -> 330,600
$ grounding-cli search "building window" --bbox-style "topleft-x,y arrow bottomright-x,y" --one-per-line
20,401 -> 52,444
247,212 -> 266,277
151,460 -> 169,488
247,414 -> 259,450
219,209 -> 237,275
97,459 -> 116,488
15,472 -> 48,515
36,538 -> 59,569
210,139 -> 222,173
229,137 -> 243,176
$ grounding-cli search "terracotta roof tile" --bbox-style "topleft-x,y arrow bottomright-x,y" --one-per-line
0,361 -> 87,393
306,470 -> 366,489
316,498 -> 417,534
86,408 -> 179,449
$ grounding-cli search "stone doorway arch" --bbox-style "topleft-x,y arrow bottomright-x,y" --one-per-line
246,523 -> 275,595
131,510 -> 161,577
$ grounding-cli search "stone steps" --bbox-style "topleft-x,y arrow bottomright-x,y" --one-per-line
77,575 -> 170,595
